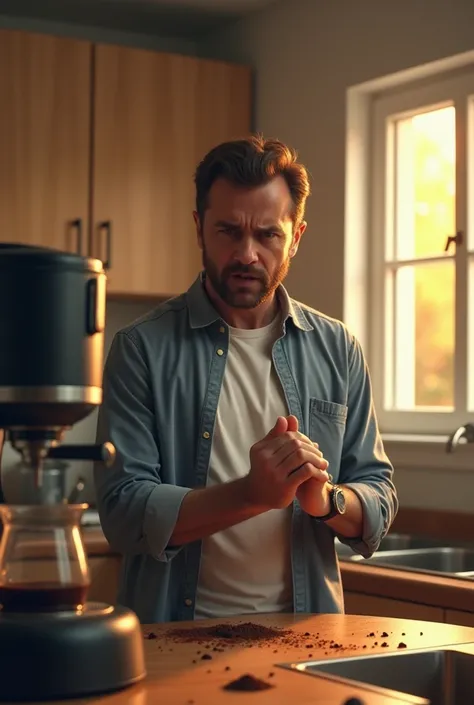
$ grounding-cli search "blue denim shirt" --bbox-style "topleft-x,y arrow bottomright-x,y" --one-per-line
94,274 -> 398,623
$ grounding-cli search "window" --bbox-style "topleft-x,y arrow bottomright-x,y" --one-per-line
370,69 -> 474,435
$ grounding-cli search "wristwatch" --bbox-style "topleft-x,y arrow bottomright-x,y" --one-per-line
314,484 -> 346,521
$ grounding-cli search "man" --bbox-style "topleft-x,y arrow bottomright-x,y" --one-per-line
94,135 -> 398,624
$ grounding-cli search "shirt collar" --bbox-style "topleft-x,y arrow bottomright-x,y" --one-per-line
186,272 -> 313,332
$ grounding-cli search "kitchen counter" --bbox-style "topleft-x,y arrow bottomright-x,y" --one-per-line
81,526 -> 114,556
25,613 -> 474,705
340,560 -> 474,613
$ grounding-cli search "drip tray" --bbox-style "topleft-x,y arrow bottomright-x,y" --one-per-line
279,647 -> 474,705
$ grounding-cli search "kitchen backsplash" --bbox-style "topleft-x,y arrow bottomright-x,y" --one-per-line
1,298 -> 162,505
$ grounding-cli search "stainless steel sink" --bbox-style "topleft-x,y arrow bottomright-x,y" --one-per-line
280,648 -> 474,705
335,533 -> 445,558
349,547 -> 474,578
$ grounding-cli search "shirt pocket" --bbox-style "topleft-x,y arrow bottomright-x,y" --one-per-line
308,398 -> 348,483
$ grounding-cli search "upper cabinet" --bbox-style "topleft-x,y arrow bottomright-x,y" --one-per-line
92,46 -> 251,296
0,29 -> 252,297
0,30 -> 91,255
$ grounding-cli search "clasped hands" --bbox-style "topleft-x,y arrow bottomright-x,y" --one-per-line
246,414 -> 332,516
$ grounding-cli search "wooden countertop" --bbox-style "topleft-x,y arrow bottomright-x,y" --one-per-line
340,560 -> 474,612
32,613 -> 474,705
82,526 -> 114,556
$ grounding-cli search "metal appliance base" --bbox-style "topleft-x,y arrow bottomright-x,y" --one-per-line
0,602 -> 146,701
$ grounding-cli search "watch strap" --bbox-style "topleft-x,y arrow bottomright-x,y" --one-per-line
314,484 -> 343,522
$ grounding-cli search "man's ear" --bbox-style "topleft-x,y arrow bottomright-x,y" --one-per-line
193,211 -> 203,250
289,220 -> 307,258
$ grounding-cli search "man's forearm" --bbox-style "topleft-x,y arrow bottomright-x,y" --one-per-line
326,486 -> 364,538
168,477 -> 267,547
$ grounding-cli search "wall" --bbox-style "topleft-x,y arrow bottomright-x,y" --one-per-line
0,13 -> 197,54
199,0 -> 474,510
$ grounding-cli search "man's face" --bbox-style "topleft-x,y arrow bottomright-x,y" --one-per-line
194,176 -> 306,309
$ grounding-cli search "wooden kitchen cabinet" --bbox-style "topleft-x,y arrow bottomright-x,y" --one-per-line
91,45 -> 251,296
445,609 -> 474,628
0,30 -> 91,254
344,592 -> 444,623
1,29 -> 251,296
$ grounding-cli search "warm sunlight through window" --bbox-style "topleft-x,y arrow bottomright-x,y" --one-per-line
371,71 -> 474,435
389,106 -> 456,410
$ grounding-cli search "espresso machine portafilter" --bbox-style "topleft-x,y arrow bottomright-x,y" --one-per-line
0,244 -> 146,702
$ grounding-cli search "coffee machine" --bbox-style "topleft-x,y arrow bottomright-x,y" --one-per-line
0,244 -> 146,702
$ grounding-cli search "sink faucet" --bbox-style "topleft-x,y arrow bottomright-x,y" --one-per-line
446,423 -> 474,452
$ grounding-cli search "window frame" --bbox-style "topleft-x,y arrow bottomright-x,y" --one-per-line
370,68 -> 474,436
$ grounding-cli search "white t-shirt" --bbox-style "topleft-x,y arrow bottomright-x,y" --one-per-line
194,315 -> 293,619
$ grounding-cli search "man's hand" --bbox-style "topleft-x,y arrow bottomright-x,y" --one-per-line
243,417 -> 329,510
284,416 -> 332,517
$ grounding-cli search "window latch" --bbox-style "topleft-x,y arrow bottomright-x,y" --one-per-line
444,230 -> 464,252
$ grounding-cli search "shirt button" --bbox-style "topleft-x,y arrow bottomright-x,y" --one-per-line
216,348 -> 224,356
219,326 -> 225,333
184,598 -> 193,607
202,431 -> 210,439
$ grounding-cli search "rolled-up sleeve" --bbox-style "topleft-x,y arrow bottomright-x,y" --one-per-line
337,335 -> 399,558
94,331 -> 192,562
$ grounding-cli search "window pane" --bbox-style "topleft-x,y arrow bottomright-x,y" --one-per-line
469,256 -> 474,411
393,106 -> 456,261
391,260 -> 454,409
469,96 -> 474,252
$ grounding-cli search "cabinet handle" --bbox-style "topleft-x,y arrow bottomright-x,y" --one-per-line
70,218 -> 83,255
98,221 -> 112,270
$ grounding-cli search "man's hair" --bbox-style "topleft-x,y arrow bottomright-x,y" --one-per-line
194,134 -> 311,228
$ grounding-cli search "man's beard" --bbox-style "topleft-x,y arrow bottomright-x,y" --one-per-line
202,246 -> 290,309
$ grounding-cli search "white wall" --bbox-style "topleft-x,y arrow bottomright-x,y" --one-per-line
199,0 -> 474,511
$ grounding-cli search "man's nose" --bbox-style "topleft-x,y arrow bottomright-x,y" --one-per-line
234,236 -> 258,265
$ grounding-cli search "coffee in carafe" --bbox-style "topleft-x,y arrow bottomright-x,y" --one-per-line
0,503 -> 90,613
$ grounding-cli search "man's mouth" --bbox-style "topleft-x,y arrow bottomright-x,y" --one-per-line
231,273 -> 259,281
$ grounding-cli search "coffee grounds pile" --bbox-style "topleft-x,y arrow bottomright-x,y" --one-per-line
222,674 -> 274,692
170,622 -> 369,659
166,622 -> 287,645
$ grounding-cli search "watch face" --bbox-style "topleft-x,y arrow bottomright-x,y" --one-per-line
334,487 -> 346,514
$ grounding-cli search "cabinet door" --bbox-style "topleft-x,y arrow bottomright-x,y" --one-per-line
344,592 -> 444,622
0,30 -> 91,253
445,609 -> 474,628
92,45 -> 251,296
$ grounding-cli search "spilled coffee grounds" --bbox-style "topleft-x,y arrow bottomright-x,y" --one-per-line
222,674 -> 274,692
166,621 -> 288,643
154,620 -> 415,655
163,620 -> 362,654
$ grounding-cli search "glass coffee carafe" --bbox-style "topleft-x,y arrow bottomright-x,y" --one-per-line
0,503 -> 90,613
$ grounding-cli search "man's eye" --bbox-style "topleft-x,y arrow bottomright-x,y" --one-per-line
262,231 -> 278,239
